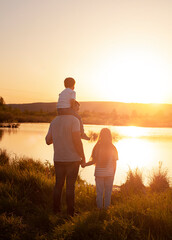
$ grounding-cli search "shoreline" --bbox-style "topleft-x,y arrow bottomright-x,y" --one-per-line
0,123 -> 20,128
1,121 -> 172,129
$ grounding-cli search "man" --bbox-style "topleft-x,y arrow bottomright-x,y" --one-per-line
45,101 -> 85,216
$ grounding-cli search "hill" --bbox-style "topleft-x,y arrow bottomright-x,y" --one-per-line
8,101 -> 172,116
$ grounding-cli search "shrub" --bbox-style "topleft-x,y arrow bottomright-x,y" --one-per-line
0,149 -> 9,165
88,131 -> 98,141
0,213 -> 26,240
121,168 -> 145,194
88,131 -> 120,142
149,162 -> 170,192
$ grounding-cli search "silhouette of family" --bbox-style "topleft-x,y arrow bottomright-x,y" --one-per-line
45,77 -> 118,216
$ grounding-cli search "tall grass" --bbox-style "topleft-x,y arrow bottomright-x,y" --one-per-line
120,168 -> 146,195
0,150 -> 171,240
0,149 -> 9,165
149,162 -> 170,192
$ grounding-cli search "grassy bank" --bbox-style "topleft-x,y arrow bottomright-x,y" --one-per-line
0,149 -> 172,240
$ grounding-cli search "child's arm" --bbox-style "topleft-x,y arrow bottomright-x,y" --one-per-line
85,158 -> 96,167
84,145 -> 97,167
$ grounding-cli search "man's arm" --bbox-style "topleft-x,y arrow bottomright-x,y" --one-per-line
45,127 -> 53,145
72,131 -> 85,166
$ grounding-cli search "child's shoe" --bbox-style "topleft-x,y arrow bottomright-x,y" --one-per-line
81,133 -> 90,140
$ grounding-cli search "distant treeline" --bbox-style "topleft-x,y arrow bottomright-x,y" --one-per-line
1,97 -> 172,127
0,97 -> 56,123
80,108 -> 172,127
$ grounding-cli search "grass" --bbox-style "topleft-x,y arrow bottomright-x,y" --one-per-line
120,168 -> 146,195
149,162 -> 170,193
0,149 -> 172,240
0,149 -> 9,165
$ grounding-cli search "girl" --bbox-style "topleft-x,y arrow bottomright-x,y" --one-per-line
85,128 -> 118,209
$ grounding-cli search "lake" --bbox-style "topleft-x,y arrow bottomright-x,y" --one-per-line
0,123 -> 172,186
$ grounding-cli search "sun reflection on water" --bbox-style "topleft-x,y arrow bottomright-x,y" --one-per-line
116,138 -> 155,169
118,126 -> 146,138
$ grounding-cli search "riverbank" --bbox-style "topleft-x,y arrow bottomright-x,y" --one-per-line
0,150 -> 171,240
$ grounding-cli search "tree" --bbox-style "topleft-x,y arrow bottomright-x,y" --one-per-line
154,110 -> 164,119
111,108 -> 118,119
131,110 -> 138,118
0,97 -> 5,106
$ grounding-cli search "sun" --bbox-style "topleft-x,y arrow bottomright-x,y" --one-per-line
91,48 -> 169,104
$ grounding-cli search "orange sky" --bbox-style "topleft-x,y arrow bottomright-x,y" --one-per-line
1,0 -> 172,104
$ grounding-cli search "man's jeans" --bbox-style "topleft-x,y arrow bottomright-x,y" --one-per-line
54,161 -> 80,216
95,176 -> 114,209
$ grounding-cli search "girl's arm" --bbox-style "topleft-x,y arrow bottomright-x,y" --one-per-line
84,144 -> 97,167
85,158 -> 96,167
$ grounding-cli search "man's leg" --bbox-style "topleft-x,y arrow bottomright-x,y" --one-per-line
66,162 -> 80,216
95,177 -> 104,209
53,162 -> 66,213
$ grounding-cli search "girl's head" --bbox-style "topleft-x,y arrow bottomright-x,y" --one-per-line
98,128 -> 112,144
92,128 -> 114,167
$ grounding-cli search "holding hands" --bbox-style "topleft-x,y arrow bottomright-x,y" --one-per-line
81,162 -> 86,168
81,156 -> 86,168
81,157 -> 95,168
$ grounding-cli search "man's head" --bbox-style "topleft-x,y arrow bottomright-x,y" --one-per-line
64,77 -> 75,90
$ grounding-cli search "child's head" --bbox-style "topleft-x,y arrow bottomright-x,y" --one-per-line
93,128 -> 113,168
98,128 -> 112,144
64,77 -> 75,89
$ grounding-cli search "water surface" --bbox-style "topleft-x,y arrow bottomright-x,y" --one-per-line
0,123 -> 172,186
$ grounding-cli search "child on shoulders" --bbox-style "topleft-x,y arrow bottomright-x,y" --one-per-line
57,77 -> 90,140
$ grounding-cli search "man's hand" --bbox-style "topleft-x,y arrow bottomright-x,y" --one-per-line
81,163 -> 85,168
45,133 -> 53,145
72,131 -> 86,165
81,156 -> 86,168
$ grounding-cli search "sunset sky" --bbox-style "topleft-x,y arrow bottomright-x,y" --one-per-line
1,0 -> 172,104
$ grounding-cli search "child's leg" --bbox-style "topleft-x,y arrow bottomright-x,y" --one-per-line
72,111 -> 90,140
95,177 -> 104,209
57,108 -> 72,115
57,108 -> 90,140
72,112 -> 84,134
104,176 -> 114,208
